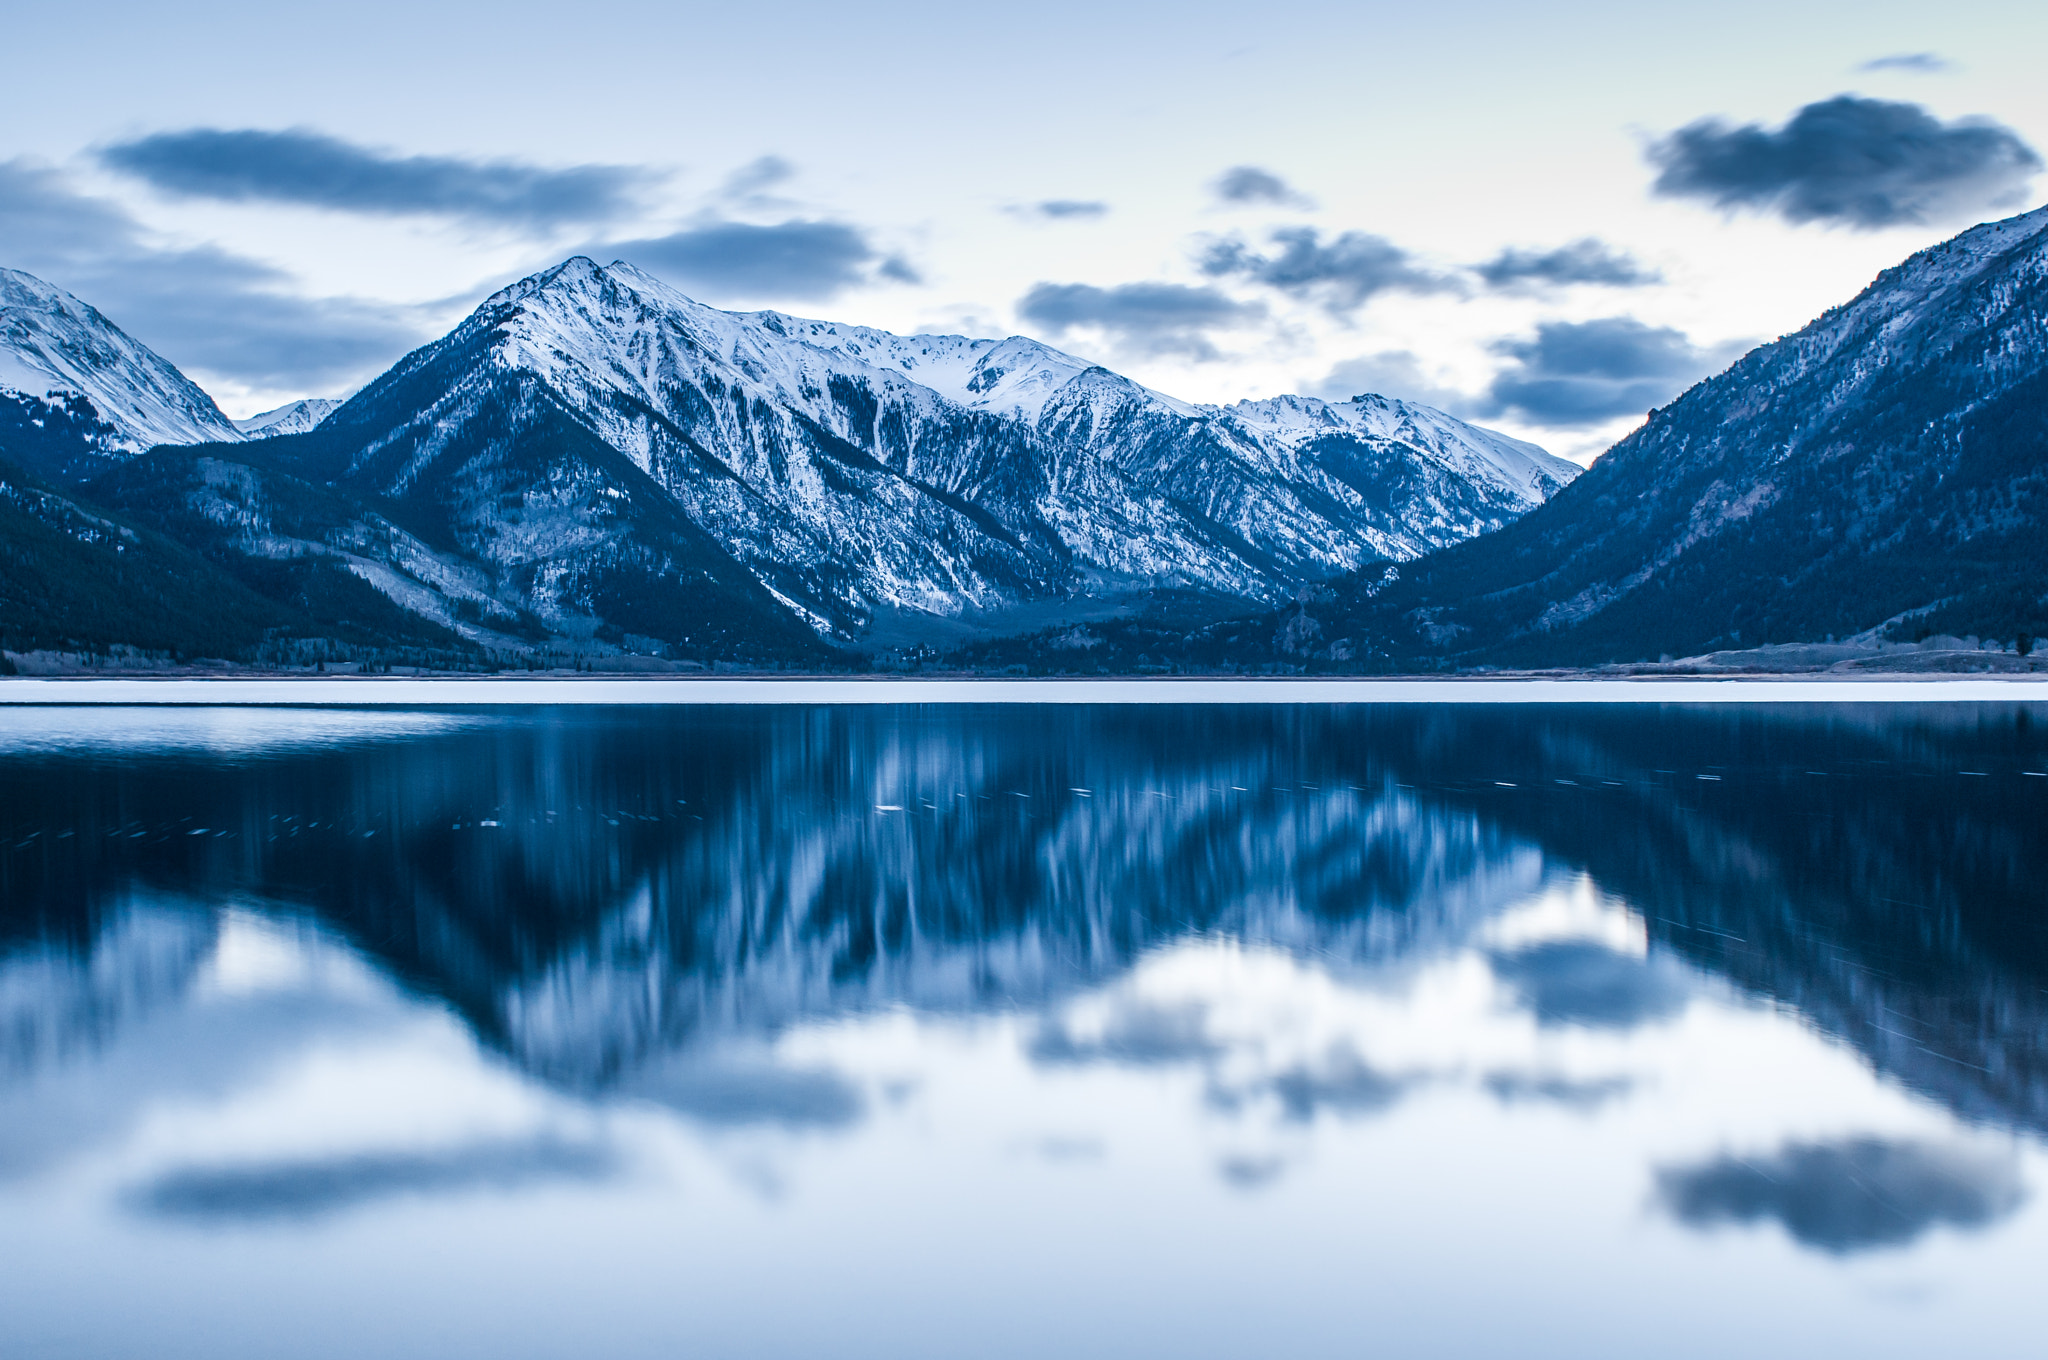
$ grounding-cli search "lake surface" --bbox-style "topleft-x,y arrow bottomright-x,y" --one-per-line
3,702 -> 2045,1359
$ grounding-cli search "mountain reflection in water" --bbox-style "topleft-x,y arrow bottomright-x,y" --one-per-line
1,703 -> 2045,1360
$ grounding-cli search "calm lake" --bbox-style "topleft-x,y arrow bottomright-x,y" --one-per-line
3,702 -> 2045,1359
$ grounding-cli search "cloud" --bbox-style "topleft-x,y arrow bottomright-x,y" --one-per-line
721,155 -> 795,200
1266,1049 -> 1413,1121
877,255 -> 923,284
1483,317 -> 1735,427
1213,165 -> 1314,208
126,1135 -> 618,1222
1219,1154 -> 1286,1188
1858,53 -> 1951,74
1013,199 -> 1109,220
1489,941 -> 1689,1027
0,159 -> 422,392
602,219 -> 888,300
1030,1001 -> 1220,1066
624,1058 -> 867,1128
1016,280 -> 1262,358
1475,239 -> 1662,290
1201,228 -> 1455,312
1648,95 -> 2042,228
101,128 -> 650,230
1657,1138 -> 2026,1254
1482,1071 -> 1635,1110
1310,350 -> 1477,415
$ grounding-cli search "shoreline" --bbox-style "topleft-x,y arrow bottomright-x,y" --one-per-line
3,675 -> 2048,705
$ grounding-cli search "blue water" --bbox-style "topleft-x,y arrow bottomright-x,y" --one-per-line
2,703 -> 2044,1359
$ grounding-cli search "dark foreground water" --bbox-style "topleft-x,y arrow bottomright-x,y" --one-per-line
3,703 -> 2046,1360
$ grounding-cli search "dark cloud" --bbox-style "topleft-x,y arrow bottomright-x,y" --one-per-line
1475,239 -> 1662,290
0,159 -> 422,392
127,1136 -> 618,1223
1201,228 -> 1454,312
1858,53 -> 1951,74
102,128 -> 649,230
1017,280 -> 1261,358
603,219 -> 886,300
1213,165 -> 1314,208
1648,95 -> 2041,228
1489,940 -> 1690,1027
1657,1138 -> 2026,1254
1483,317 -> 1733,427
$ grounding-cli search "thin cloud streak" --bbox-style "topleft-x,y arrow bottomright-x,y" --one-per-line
601,219 -> 887,301
1212,166 -> 1314,209
102,128 -> 653,230
0,158 -> 422,393
1016,280 -> 1262,359
1476,239 -> 1662,290
1201,227 -> 1456,312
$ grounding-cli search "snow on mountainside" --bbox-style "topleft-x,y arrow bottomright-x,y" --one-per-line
779,313 -> 1576,501
234,397 -> 342,438
0,268 -> 242,453
1273,202 -> 2048,666
250,256 -> 1572,651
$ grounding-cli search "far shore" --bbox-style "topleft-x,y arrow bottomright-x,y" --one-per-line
3,674 -> 2047,706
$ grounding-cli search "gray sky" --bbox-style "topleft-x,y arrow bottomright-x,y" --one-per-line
4,0 -> 2043,458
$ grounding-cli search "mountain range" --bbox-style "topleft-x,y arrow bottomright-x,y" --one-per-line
5,202 -> 2047,672
0,260 -> 1574,667
1199,203 -> 2048,671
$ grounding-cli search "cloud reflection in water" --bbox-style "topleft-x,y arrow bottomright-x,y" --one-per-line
127,1135 -> 620,1223
1656,1138 -> 2027,1254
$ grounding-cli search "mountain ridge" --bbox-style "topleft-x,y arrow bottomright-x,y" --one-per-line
1099,203 -> 2048,672
0,268 -> 242,465
164,255 -> 1573,659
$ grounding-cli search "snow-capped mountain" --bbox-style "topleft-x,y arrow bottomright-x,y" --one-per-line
233,397 -> 341,439
1276,203 -> 2048,666
237,256 -> 1571,649
0,268 -> 241,459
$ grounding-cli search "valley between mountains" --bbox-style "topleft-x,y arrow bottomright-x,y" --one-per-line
4,205 -> 2047,675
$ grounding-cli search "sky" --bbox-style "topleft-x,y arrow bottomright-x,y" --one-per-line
3,0 -> 2044,460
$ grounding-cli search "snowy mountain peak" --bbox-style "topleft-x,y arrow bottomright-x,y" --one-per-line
308,253 -> 1578,648
1216,392 -> 1580,502
0,267 -> 242,452
494,258 -> 1221,426
234,397 -> 343,438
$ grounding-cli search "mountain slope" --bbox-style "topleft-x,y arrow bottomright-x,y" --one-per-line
1267,204 -> 2048,668
235,397 -> 342,438
0,269 -> 241,479
0,451 -> 468,666
230,257 -> 1571,650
